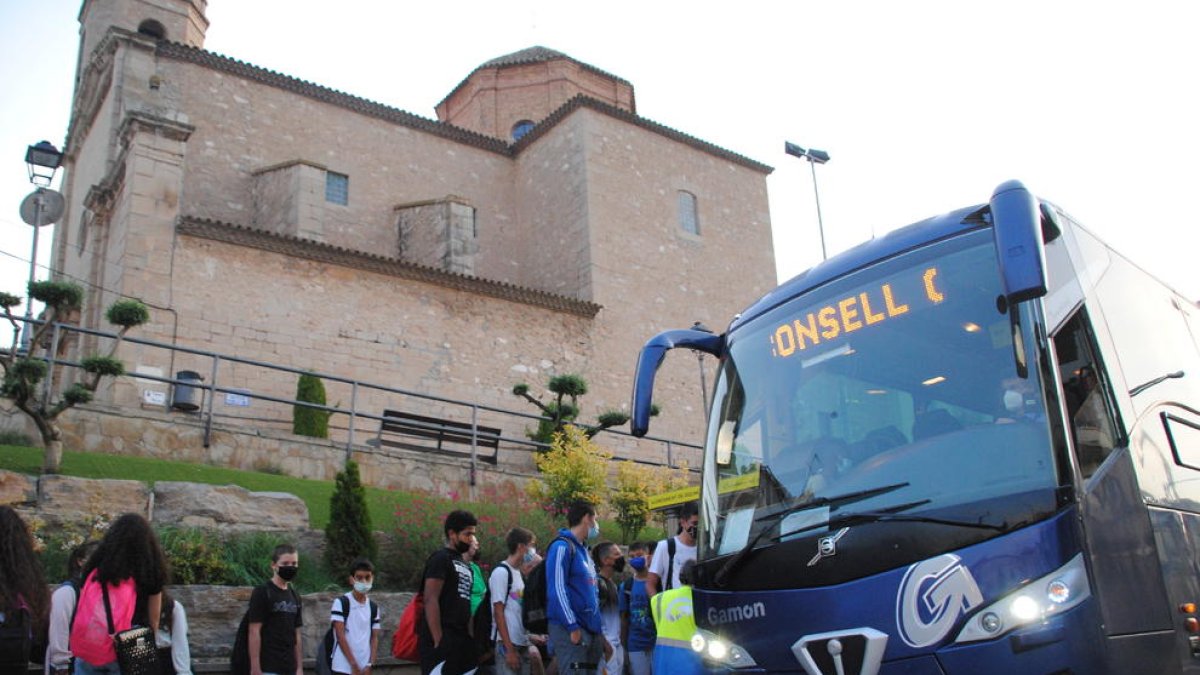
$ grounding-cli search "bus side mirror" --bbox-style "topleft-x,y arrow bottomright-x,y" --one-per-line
990,180 -> 1048,304
630,328 -> 723,437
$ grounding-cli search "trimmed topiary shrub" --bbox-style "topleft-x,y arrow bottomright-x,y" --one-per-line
293,372 -> 329,438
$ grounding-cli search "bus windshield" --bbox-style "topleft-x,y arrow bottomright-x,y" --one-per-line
700,229 -> 1058,565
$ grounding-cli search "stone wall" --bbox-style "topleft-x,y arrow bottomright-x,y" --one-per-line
1,470 -> 309,531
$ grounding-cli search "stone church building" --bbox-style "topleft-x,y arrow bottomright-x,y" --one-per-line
43,0 -> 777,486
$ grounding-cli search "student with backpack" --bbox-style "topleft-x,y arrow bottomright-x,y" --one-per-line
417,510 -> 478,675
70,513 -> 170,675
618,542 -> 654,675
646,502 -> 699,597
327,559 -> 381,675
488,528 -> 536,675
44,541 -> 97,675
244,544 -> 303,675
545,500 -> 611,673
0,505 -> 50,675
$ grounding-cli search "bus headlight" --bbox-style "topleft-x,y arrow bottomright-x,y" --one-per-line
691,629 -> 758,668
954,553 -> 1091,644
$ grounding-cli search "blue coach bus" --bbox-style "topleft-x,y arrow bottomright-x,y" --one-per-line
630,181 -> 1200,674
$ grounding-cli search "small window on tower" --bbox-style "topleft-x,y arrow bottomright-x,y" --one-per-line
512,120 -> 535,141
137,19 -> 166,40
678,191 -> 700,235
325,172 -> 349,205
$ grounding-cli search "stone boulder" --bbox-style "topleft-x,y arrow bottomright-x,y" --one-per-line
0,470 -> 36,506
153,482 -> 309,530
37,474 -> 149,523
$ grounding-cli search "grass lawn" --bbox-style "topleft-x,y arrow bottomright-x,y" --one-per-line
0,444 -> 405,530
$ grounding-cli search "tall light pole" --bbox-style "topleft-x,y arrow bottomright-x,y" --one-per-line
784,141 -> 831,260
19,141 -> 64,351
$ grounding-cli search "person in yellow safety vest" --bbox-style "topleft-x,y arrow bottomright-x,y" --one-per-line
650,561 -> 704,673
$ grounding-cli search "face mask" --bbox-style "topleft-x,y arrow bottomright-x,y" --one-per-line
455,539 -> 472,554
613,558 -> 626,573
523,547 -> 537,564
277,565 -> 298,581
353,581 -> 373,594
629,556 -> 646,571
587,522 -> 600,541
686,525 -> 698,538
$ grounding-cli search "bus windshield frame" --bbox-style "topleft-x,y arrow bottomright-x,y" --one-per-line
699,228 -> 1062,576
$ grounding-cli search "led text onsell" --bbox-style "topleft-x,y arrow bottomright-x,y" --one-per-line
770,267 -> 945,357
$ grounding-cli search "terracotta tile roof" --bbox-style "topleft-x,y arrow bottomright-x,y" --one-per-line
437,45 -> 634,110
177,217 -> 603,317
156,41 -> 512,156
155,41 -> 770,174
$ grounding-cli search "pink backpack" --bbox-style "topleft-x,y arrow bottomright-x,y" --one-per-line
70,571 -> 137,666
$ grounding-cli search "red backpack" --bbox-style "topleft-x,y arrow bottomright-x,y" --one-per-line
70,571 -> 136,666
390,593 -> 423,661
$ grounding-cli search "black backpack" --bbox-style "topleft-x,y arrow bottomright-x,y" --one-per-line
0,599 -> 32,672
316,596 -> 380,675
29,579 -> 81,667
662,537 -> 678,591
522,536 -> 573,634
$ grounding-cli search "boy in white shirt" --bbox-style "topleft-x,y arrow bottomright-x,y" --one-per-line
490,527 -> 537,675
647,501 -> 699,596
331,559 -> 381,675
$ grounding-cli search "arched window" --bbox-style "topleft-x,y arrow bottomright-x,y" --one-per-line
511,120 -> 535,141
678,191 -> 700,235
137,19 -> 166,40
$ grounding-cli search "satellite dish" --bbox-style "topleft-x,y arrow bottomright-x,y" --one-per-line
19,189 -> 65,226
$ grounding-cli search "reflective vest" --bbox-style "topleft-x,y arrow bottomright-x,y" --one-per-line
651,586 -> 703,673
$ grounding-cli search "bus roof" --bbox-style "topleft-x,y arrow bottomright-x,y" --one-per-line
731,203 -> 989,333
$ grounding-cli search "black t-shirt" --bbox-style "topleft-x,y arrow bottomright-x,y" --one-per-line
247,582 -> 303,673
421,548 -> 473,636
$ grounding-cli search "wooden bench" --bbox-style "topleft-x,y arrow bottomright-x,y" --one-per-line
376,409 -> 501,464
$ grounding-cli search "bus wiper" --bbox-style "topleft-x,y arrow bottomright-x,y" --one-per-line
713,482 -> 909,587
1129,370 -> 1184,397
770,504 -> 1008,542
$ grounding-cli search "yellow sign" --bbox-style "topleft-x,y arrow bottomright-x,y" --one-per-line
648,472 -> 762,509
769,266 -> 945,358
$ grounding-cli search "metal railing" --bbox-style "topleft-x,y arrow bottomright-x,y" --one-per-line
7,316 -> 703,485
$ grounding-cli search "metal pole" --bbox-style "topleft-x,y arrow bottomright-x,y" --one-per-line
666,440 -> 675,468
809,160 -> 828,261
345,381 -> 358,464
469,405 -> 479,498
20,190 -> 44,352
697,352 -> 709,421
203,355 -> 219,448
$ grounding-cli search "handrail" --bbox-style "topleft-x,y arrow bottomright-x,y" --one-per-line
4,317 -> 704,485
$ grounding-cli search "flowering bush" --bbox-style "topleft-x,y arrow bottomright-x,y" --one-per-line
527,426 -> 610,517
610,461 -> 691,544
383,484 -> 563,591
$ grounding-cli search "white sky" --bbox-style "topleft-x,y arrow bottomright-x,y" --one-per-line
2,1 -> 1198,347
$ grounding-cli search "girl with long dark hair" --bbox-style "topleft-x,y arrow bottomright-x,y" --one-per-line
71,513 -> 170,675
0,505 -> 50,675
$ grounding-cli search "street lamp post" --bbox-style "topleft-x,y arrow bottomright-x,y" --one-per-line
784,141 -> 831,260
19,141 -> 64,351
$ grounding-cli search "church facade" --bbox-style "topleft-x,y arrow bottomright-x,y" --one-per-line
50,0 -> 777,467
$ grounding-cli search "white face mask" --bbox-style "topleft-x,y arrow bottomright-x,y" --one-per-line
353,581 -> 373,594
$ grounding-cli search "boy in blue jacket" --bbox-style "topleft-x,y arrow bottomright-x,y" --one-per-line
546,500 -> 612,672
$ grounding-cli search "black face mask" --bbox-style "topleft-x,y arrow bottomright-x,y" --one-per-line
686,525 -> 698,538
613,558 -> 626,574
277,565 -> 298,581
454,539 -> 472,554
